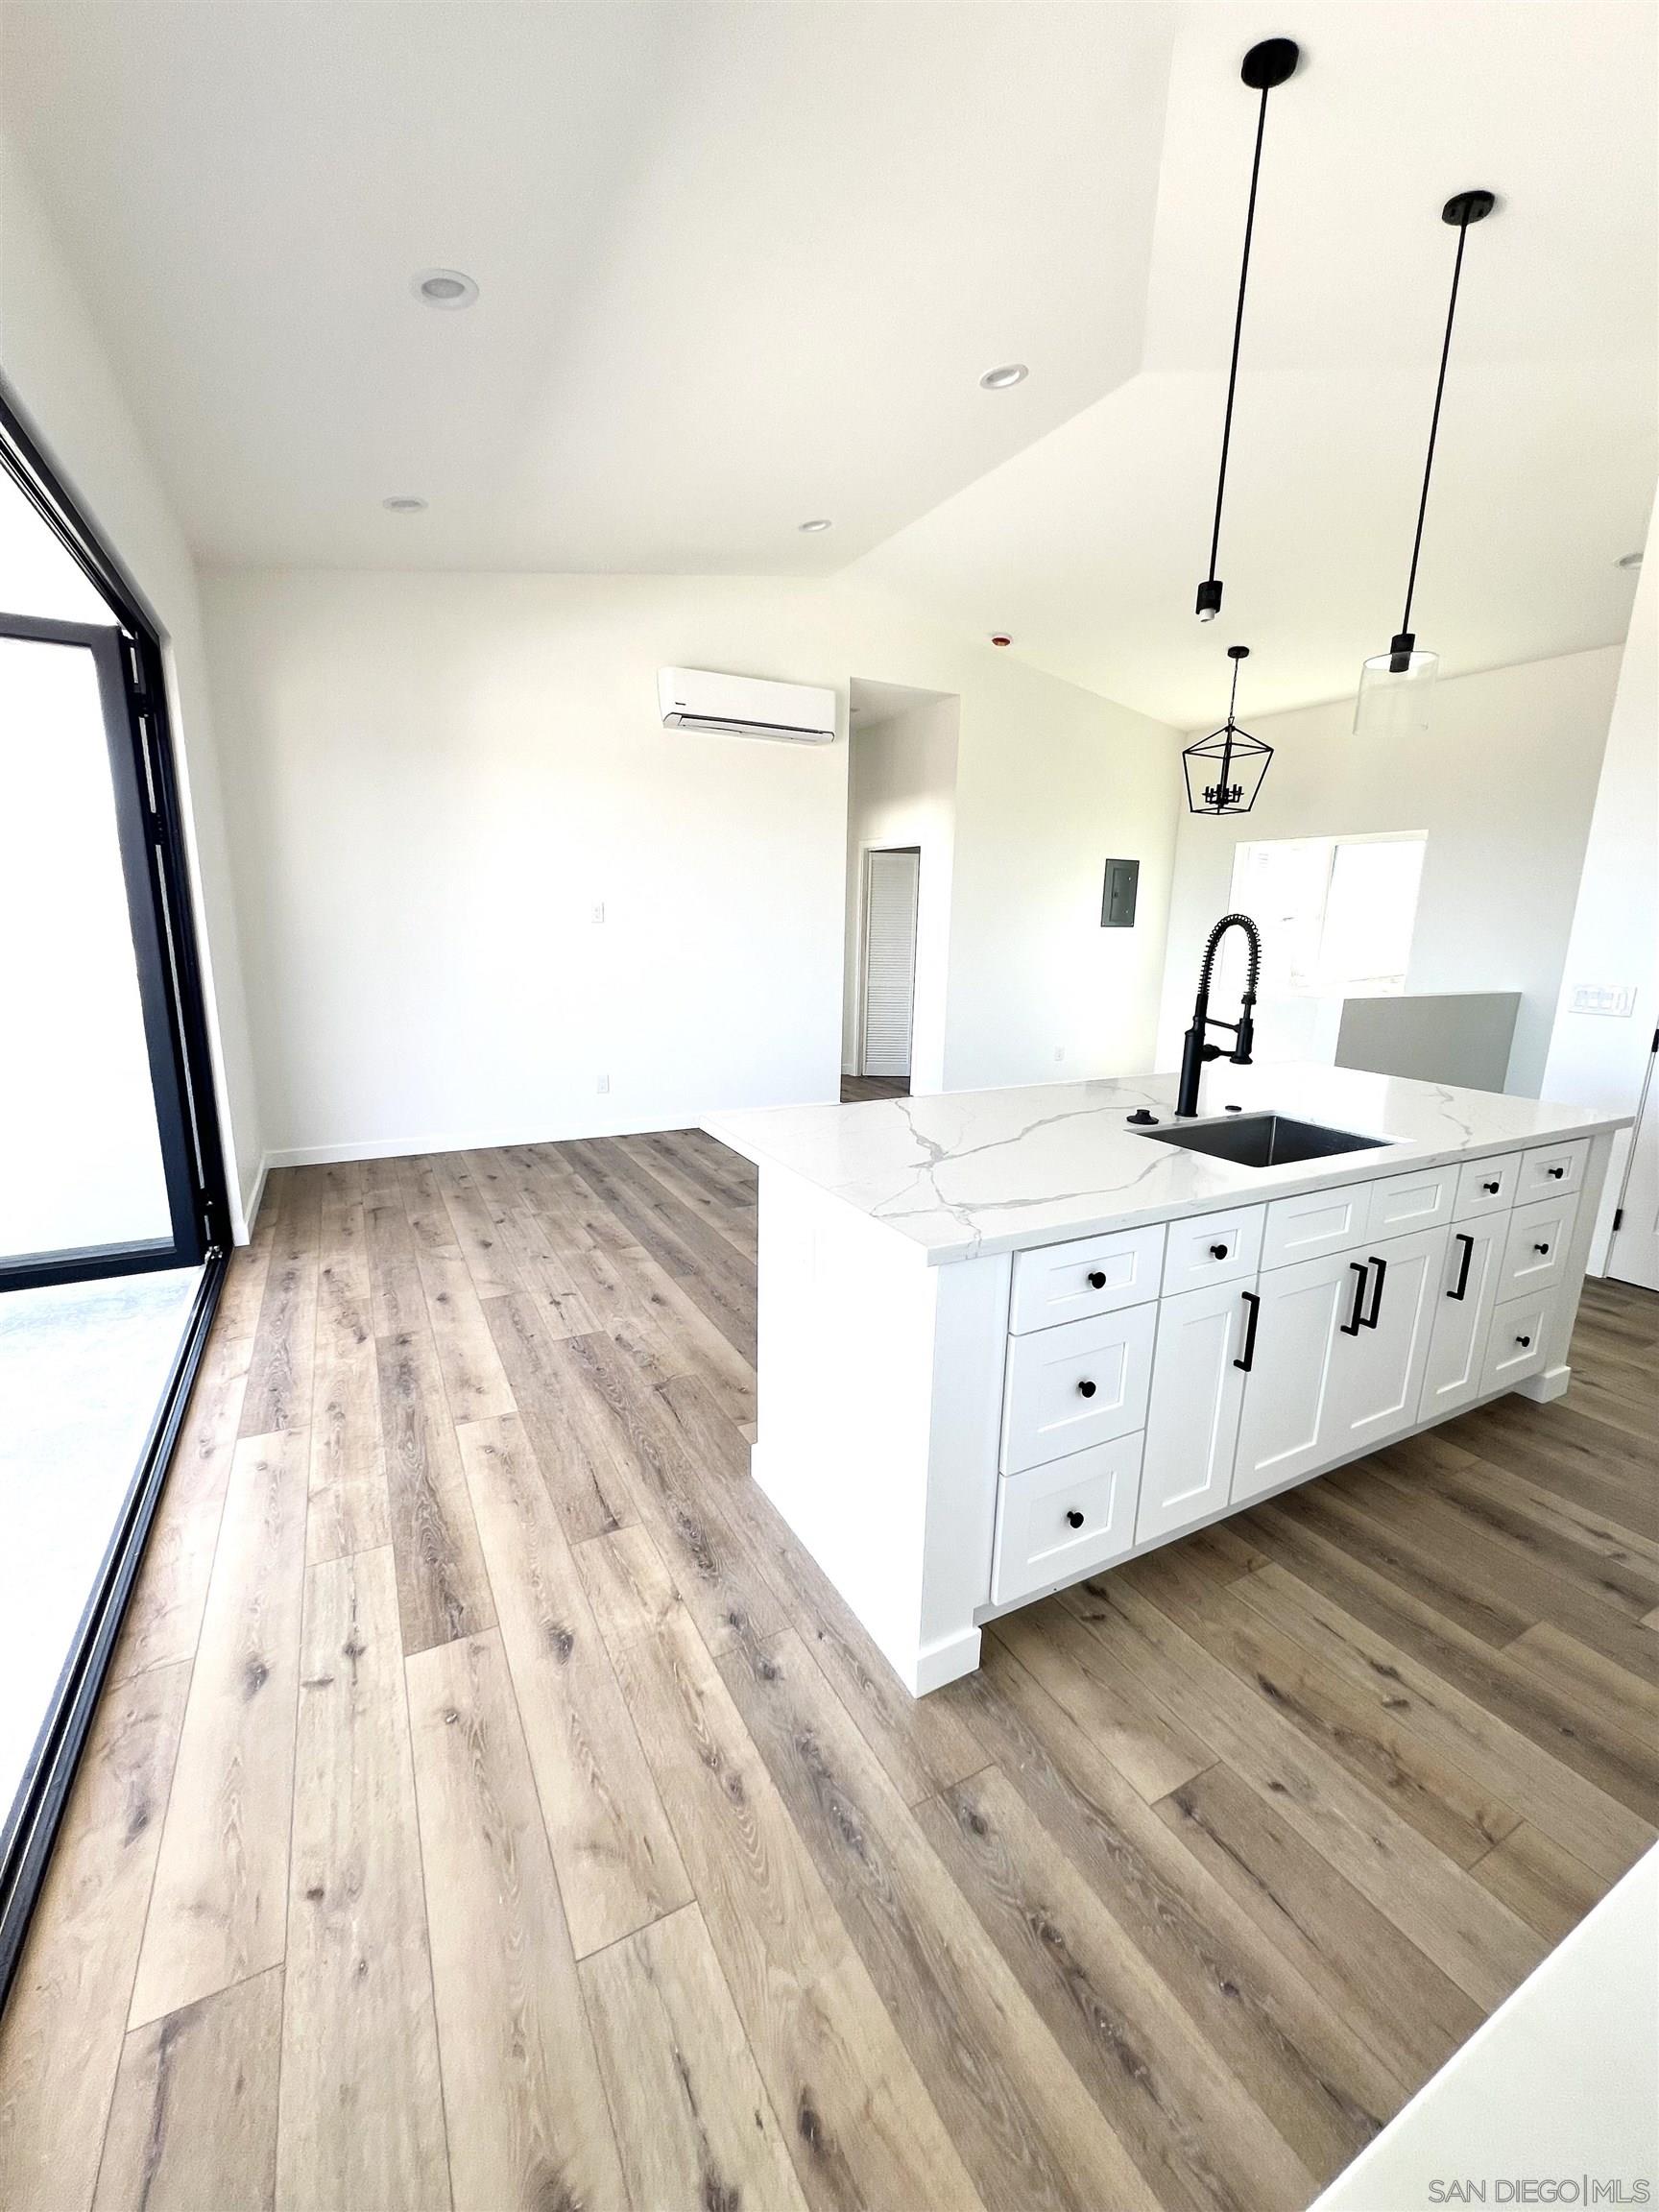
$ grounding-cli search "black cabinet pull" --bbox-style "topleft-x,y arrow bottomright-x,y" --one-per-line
1481,1179 -> 1501,1195
1086,1269 -> 1107,1290
1449,1232 -> 1475,1302
1515,1332 -> 1532,1348
1547,1165 -> 1566,1179
1077,1378 -> 1097,1399
1533,1241 -> 1551,1256
1233,1289 -> 1261,1373
1361,1256 -> 1387,1330
1210,1243 -> 1230,1260
1065,1509 -> 1085,1528
1340,1261 -> 1368,1336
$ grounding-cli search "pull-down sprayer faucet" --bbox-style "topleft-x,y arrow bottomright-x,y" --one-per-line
1176,912 -> 1262,1117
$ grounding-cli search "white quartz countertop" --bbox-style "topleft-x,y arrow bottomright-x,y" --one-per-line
704,1063 -> 1630,1264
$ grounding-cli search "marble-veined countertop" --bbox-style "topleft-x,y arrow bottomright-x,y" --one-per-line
705,1062 -> 1630,1264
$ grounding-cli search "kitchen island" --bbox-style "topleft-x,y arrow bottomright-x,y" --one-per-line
707,1064 -> 1631,1695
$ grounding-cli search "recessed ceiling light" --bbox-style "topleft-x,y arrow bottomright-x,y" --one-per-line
799,517 -> 832,533
1617,549 -> 1644,570
412,269 -> 478,309
382,495 -> 428,513
979,363 -> 1028,390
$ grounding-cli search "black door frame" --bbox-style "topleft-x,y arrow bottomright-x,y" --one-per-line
0,611 -> 209,1288
0,381 -> 234,2003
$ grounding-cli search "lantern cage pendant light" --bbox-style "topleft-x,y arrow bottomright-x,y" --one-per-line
1184,645 -> 1272,816
1355,187 -> 1497,736
1194,36 -> 1301,625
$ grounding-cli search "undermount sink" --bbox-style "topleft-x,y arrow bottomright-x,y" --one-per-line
1137,1112 -> 1392,1169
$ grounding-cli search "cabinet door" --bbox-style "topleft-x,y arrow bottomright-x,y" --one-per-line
1231,1248 -> 1357,1505
1323,1225 -> 1447,1459
1137,1279 -> 1256,1545
1418,1221 -> 1503,1423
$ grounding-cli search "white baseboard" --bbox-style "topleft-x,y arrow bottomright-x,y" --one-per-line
262,1109 -> 743,1171
1516,1362 -> 1571,1403
910,1628 -> 982,1695
238,1154 -> 271,1244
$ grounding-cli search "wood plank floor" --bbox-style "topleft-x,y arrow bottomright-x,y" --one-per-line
3,1136 -> 1654,2212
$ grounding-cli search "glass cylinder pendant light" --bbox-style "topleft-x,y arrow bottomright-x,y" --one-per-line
1184,646 -> 1272,815
1193,37 -> 1301,625
1355,187 -> 1497,736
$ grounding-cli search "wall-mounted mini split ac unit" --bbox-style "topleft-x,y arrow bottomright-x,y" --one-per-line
658,666 -> 836,745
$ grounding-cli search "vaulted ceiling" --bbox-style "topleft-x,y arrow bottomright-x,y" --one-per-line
2,1 -> 1652,724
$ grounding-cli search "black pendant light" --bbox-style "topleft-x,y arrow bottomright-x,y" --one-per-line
1194,37 -> 1301,625
1354,188 -> 1497,735
1184,645 -> 1272,815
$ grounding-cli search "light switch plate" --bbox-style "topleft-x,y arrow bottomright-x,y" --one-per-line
1570,983 -> 1635,1017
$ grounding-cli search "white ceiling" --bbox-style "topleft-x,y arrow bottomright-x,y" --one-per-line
2,1 -> 1653,724
0,1 -> 1169,574
853,2 -> 1659,723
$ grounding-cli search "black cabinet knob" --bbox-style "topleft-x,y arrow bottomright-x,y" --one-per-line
1482,1180 -> 1500,1194
1515,1333 -> 1532,1348
1534,1242 -> 1551,1256
1087,1270 -> 1107,1289
1077,1379 -> 1097,1399
1210,1243 -> 1229,1260
1548,1166 -> 1565,1179
1065,1509 -> 1085,1529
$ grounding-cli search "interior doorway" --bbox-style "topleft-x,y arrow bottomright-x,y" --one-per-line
858,844 -> 920,1088
841,677 -> 959,1102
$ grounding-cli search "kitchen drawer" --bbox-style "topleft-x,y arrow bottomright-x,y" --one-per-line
1481,1288 -> 1555,1395
1262,1180 -> 1372,1270
1000,1302 -> 1157,1474
1517,1139 -> 1588,1203
990,1433 -> 1143,1606
1455,1152 -> 1521,1219
1008,1222 -> 1165,1335
1161,1202 -> 1264,1299
1368,1165 -> 1455,1240
1499,1192 -> 1577,1302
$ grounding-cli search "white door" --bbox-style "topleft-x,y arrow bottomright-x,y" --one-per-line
860,847 -> 920,1079
1231,1247 -> 1358,1505
1608,1039 -> 1659,1292
1323,1225 -> 1447,1458
1138,1279 -> 1256,1545
1418,1219 -> 1504,1422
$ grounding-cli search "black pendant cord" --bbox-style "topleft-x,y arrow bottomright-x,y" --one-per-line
1205,85 -> 1271,598
1195,37 -> 1299,624
1398,213 -> 1471,644
1225,645 -> 1244,728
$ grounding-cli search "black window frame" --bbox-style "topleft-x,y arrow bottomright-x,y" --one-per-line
0,379 -> 234,2004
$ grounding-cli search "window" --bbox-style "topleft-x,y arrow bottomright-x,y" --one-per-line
1225,832 -> 1427,998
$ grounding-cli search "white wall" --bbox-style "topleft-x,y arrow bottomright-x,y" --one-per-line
1542,501 -> 1657,1266
202,569 -> 1183,1163
0,138 -> 261,1230
1159,647 -> 1623,1098
843,696 -> 957,1091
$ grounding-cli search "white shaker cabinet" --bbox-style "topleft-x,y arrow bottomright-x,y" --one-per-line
1137,1278 -> 1256,1545
1230,1247 -> 1361,1503
1419,1219 -> 1504,1421
1230,1224 -> 1446,1504
1320,1224 -> 1447,1459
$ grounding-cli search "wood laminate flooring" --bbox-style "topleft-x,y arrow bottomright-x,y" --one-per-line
2,1135 -> 1654,2212
839,1074 -> 910,1102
